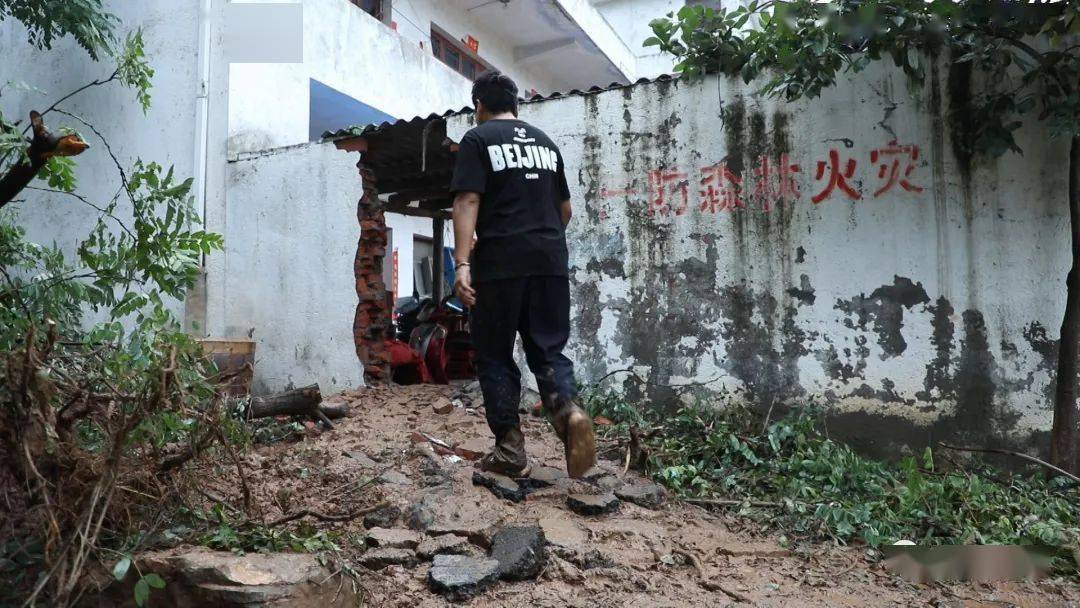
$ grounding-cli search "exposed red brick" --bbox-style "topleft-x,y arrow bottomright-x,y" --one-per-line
353,163 -> 391,385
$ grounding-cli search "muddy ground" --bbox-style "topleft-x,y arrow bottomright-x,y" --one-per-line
194,384 -> 1078,607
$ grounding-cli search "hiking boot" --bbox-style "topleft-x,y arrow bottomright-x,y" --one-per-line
478,426 -> 531,477
549,399 -> 596,479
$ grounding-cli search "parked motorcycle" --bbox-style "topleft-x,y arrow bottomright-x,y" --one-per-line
389,295 -> 475,384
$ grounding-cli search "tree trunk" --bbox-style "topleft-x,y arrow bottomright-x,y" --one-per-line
1051,135 -> 1080,475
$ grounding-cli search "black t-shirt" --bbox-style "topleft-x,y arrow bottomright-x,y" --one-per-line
450,118 -> 571,283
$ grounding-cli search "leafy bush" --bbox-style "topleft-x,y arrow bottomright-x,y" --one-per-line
0,11 -> 228,608
585,394 -> 1080,571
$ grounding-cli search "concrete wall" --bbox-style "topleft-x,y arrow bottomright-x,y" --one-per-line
447,62 -> 1070,458
0,0 -> 204,322
224,141 -> 363,393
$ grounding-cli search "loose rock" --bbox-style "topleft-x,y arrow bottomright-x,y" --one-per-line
472,470 -> 526,502
125,549 -> 362,608
378,470 -> 411,485
428,519 -> 495,548
595,475 -> 624,492
428,554 -> 501,601
363,505 -> 402,529
490,525 -> 546,581
538,516 -> 587,550
416,534 -> 473,560
581,548 -> 617,570
432,397 -> 454,414
407,495 -> 437,531
359,548 -> 417,570
524,466 -> 567,488
615,483 -> 666,509
343,450 -> 379,468
567,493 -> 620,516
366,527 -> 421,549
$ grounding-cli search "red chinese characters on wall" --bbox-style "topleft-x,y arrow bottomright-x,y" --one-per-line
610,141 -> 925,217
647,168 -> 690,216
751,154 -> 801,211
811,149 -> 861,204
698,162 -> 743,213
870,141 -> 924,197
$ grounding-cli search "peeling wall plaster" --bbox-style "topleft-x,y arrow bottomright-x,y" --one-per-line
448,61 -> 1070,459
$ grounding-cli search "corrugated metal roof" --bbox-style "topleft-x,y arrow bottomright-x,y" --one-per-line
320,74 -> 675,141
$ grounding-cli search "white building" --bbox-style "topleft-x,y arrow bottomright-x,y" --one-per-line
2,0 -> 673,392
227,0 -> 681,309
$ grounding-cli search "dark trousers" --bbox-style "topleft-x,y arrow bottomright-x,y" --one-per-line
470,275 -> 577,442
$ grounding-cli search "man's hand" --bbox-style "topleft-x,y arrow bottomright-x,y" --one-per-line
454,265 -> 476,306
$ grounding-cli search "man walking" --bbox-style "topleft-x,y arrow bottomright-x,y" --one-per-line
450,70 -> 596,478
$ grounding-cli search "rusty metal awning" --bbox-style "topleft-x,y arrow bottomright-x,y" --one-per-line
326,75 -> 676,215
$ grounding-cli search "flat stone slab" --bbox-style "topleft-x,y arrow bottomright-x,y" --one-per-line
343,450 -> 379,468
567,493 -> 621,516
490,525 -> 546,581
538,516 -> 587,550
581,464 -> 616,482
378,470 -> 411,485
524,466 -> 567,488
428,519 -> 495,548
594,475 -> 624,492
363,505 -> 402,529
615,483 -> 666,509
132,547 -> 360,606
428,554 -> 501,601
472,470 -> 526,502
416,534 -> 473,560
141,548 -> 324,587
366,527 -> 421,549
359,548 -> 417,570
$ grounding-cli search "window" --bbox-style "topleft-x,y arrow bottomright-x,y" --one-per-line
350,0 -> 391,25
413,237 -> 433,298
430,28 -> 489,79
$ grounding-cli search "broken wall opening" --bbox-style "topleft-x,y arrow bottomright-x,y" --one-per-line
333,115 -> 463,384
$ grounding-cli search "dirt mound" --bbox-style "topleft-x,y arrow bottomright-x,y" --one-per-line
189,384 -> 1077,607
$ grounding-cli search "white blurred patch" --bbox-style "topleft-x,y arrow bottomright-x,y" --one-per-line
224,3 -> 303,64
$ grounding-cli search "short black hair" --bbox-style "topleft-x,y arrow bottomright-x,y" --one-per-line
472,69 -> 518,116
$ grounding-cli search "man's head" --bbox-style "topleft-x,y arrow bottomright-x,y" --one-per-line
472,70 -> 518,122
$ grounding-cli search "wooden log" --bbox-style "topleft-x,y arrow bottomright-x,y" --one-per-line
248,384 -> 321,418
247,384 -> 349,427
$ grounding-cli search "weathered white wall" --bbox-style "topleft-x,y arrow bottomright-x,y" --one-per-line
448,62 -> 1069,458
224,141 -> 363,393
0,0 -> 204,323
228,0 -> 474,155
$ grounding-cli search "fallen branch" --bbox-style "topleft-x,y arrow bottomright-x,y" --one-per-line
685,497 -> 784,508
591,368 -> 723,390
936,443 -> 1080,484
263,501 -> 389,527
671,547 -> 752,604
157,430 -> 216,472
0,111 -> 89,208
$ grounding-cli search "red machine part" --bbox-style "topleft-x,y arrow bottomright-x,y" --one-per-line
386,338 -> 431,384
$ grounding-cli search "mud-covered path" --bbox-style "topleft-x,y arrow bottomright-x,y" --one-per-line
197,384 -> 1077,607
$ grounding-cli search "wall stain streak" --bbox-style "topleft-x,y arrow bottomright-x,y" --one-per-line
835,276 -> 931,358
918,296 -> 956,401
